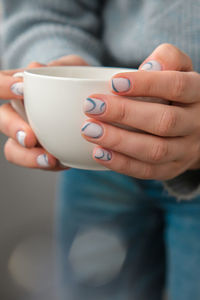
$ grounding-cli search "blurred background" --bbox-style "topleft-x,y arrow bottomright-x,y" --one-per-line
0,3 -> 60,299
0,132 -> 58,300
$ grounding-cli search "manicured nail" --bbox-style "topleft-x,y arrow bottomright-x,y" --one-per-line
13,72 -> 24,78
81,122 -> 103,138
11,82 -> 24,96
37,154 -> 50,167
83,97 -> 106,115
112,77 -> 131,93
94,148 -> 112,161
140,60 -> 162,71
16,130 -> 26,147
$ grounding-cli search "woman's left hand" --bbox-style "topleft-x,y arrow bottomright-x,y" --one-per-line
82,43 -> 200,180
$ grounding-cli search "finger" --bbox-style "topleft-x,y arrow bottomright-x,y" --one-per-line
26,62 -> 46,68
110,70 -> 200,104
1,62 -> 46,76
81,119 -> 191,163
1,68 -> 25,76
4,138 -> 59,169
0,103 -> 37,148
0,71 -> 25,99
139,43 -> 193,71
48,55 -> 88,66
84,95 -> 194,137
92,146 -> 183,181
0,63 -> 45,99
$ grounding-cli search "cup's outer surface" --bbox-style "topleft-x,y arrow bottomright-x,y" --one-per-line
24,66 -> 168,170
24,67 -> 130,170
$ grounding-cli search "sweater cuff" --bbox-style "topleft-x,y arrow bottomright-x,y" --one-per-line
163,170 -> 200,200
2,25 -> 102,68
3,38 -> 100,68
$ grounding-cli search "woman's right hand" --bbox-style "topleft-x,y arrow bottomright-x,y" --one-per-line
0,55 -> 88,171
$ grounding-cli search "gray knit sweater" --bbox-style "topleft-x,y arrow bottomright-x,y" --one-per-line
1,0 -> 200,200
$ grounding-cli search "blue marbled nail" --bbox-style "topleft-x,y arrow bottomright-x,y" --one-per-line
81,122 -> 103,138
11,82 -> 24,96
112,77 -> 131,93
94,148 -> 112,161
140,60 -> 162,71
84,97 -> 106,115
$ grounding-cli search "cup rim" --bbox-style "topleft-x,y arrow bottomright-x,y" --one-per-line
24,66 -> 137,82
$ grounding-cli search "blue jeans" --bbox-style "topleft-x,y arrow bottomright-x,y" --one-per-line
56,169 -> 200,300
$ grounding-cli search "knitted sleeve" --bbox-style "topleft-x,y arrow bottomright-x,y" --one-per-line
1,0 -> 104,68
163,170 -> 200,200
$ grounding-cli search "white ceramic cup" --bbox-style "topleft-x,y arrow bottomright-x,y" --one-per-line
17,66 -> 135,170
11,66 -> 167,170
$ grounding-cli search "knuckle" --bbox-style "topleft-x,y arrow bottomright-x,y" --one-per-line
117,156 -> 131,174
150,140 -> 168,162
68,54 -> 81,60
157,43 -> 178,59
163,44 -> 181,65
67,55 -> 88,65
141,164 -> 154,179
117,101 -> 127,122
158,43 -> 175,51
142,79 -> 154,95
156,44 -> 192,70
116,157 -> 128,174
27,61 -> 42,68
157,108 -> 177,136
109,131 -> 122,150
171,72 -> 186,100
157,44 -> 181,65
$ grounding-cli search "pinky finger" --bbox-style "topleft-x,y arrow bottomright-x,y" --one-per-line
4,138 -> 61,170
93,146 -> 183,181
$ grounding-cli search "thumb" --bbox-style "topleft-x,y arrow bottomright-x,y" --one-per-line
139,43 -> 193,72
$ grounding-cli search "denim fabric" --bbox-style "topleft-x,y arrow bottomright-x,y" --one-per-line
55,169 -> 200,300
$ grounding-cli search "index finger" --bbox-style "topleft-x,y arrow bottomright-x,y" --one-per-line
84,94 -> 195,137
110,70 -> 200,104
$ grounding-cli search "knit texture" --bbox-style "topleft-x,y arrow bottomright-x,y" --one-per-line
1,0 -> 200,199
